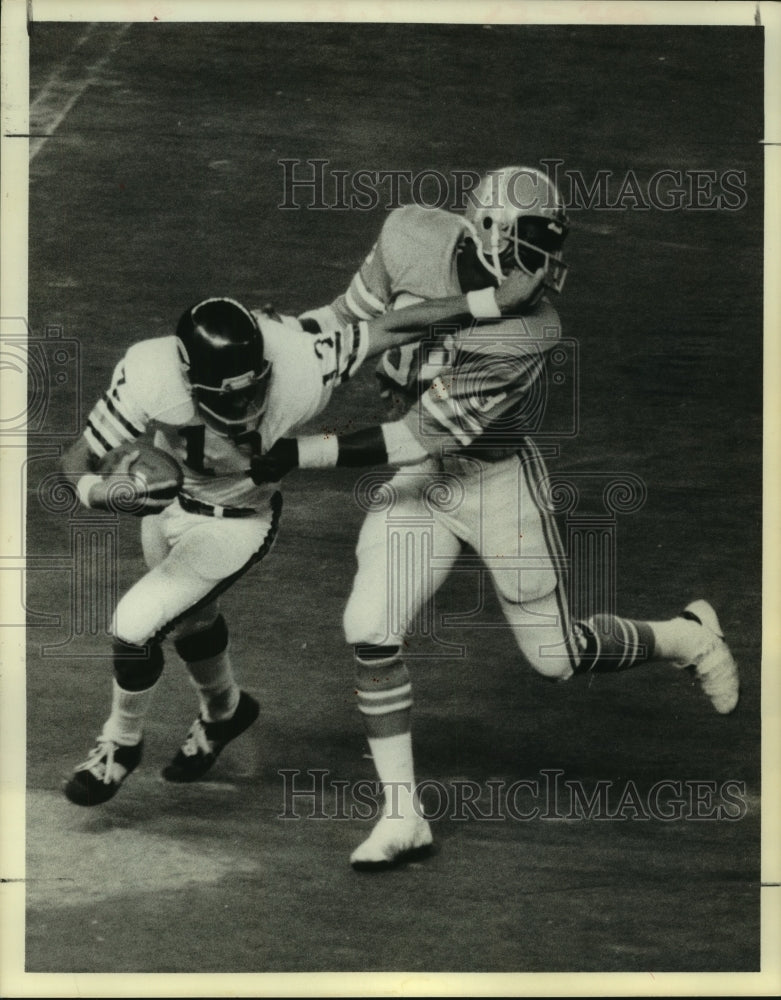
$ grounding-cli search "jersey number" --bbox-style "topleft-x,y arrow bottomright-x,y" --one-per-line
178,426 -> 215,475
314,334 -> 339,385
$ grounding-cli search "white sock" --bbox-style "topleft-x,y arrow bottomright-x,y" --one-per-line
367,732 -> 419,819
186,651 -> 240,722
101,679 -> 155,746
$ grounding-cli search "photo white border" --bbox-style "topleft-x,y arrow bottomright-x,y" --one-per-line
2,1 -> 779,996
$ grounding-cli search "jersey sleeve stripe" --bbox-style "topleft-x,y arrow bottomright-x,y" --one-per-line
84,421 -> 115,456
339,326 -> 358,384
354,272 -> 386,314
104,392 -> 145,437
344,286 -> 374,320
92,397 -> 143,440
352,321 -> 370,375
85,396 -> 144,456
339,321 -> 370,383
86,416 -> 134,453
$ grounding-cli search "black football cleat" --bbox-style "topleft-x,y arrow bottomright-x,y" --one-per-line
162,690 -> 260,782
64,737 -> 143,806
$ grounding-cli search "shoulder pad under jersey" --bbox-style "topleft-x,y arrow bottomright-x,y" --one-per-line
122,336 -> 195,426
379,206 -> 468,299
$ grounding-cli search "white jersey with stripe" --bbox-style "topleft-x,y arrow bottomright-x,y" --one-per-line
403,302 -> 562,459
327,204 -> 467,324
84,314 -> 368,507
324,203 -> 563,460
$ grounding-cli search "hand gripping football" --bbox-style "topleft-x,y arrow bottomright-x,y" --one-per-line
98,441 -> 183,516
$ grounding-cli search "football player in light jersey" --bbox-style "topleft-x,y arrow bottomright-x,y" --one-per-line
57,278 -> 538,806
254,165 -> 740,869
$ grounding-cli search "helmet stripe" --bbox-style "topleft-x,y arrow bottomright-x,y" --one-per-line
193,296 -> 258,327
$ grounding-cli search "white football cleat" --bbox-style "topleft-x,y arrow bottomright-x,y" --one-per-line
350,812 -> 433,871
677,600 -> 739,714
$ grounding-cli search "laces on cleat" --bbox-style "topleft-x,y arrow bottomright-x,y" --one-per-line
73,739 -> 116,783
179,718 -> 213,759
64,736 -> 143,806
162,690 -> 259,783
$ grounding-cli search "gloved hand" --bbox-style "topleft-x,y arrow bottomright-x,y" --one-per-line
248,438 -> 299,484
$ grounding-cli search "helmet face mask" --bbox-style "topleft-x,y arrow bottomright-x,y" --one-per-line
465,165 -> 569,293
505,216 -> 568,293
190,362 -> 271,439
176,297 -> 272,440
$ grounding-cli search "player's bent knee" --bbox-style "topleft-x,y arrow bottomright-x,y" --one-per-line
112,601 -> 160,648
343,595 -> 394,647
170,601 -> 220,641
174,613 -> 228,663
112,637 -> 164,691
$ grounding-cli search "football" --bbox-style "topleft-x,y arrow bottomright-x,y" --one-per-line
98,441 -> 183,514
99,440 -> 183,485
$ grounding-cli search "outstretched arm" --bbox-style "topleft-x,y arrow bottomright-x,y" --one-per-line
361,267 -> 544,358
249,419 -> 427,484
249,324 -> 551,484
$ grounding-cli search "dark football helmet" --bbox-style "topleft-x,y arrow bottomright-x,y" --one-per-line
464,165 -> 569,292
176,297 -> 271,439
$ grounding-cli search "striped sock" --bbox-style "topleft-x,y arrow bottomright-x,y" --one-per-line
354,644 -> 412,738
354,644 -> 417,816
574,613 -> 656,673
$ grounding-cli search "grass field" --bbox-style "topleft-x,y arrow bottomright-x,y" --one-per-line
17,15 -> 765,984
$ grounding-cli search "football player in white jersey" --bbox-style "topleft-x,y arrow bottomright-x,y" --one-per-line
58,278 -> 538,806
255,165 -> 740,869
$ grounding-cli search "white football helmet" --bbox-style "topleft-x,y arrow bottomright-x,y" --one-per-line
464,165 -> 569,291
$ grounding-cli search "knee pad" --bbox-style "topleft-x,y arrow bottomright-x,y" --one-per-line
113,637 -> 164,691
174,614 -> 228,664
343,583 -> 398,647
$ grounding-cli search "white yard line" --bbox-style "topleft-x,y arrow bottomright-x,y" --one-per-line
29,22 -> 132,163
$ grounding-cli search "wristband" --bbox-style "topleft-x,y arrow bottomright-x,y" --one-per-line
297,435 -> 339,469
336,425 -> 389,468
466,287 -> 501,320
76,474 -> 103,508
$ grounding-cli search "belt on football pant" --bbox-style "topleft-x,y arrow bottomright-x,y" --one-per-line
178,494 -> 258,518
